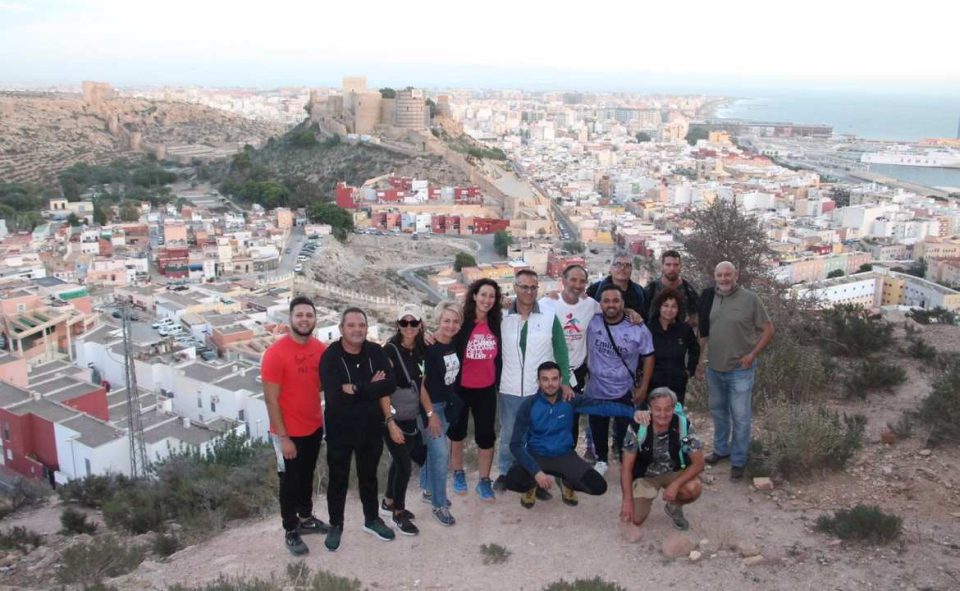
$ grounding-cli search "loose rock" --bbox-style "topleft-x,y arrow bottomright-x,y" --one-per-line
689,550 -> 703,563
739,543 -> 761,558
662,534 -> 696,558
753,477 -> 774,491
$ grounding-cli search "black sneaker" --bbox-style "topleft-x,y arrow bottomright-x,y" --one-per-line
730,466 -> 745,481
285,530 -> 309,556
298,515 -> 329,535
392,514 -> 420,536
535,486 -> 553,501
324,526 -> 343,552
492,475 -> 507,492
664,502 -> 689,530
705,452 -> 730,465
362,518 -> 396,541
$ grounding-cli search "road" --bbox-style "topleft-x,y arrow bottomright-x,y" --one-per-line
399,262 -> 450,304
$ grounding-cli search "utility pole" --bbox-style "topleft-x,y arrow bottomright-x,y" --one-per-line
119,299 -> 147,477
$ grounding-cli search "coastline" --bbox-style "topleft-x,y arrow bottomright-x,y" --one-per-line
697,97 -> 739,119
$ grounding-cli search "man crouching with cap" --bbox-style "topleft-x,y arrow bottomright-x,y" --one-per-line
620,387 -> 704,531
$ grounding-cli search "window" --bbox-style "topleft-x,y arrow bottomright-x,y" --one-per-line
2,422 -> 8,441
197,396 -> 202,408
238,409 -> 245,421
85,458 -> 91,477
210,401 -> 216,413
16,304 -> 25,313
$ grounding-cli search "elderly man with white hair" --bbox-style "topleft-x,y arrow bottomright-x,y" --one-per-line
697,261 -> 774,481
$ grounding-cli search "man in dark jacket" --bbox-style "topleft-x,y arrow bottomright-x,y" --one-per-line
644,250 -> 700,326
586,251 -> 649,321
320,307 -> 397,551
504,361 -> 646,509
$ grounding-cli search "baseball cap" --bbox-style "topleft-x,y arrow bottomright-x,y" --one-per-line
397,304 -> 423,322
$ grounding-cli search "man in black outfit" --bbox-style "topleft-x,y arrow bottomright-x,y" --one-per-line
644,250 -> 700,327
320,307 -> 397,551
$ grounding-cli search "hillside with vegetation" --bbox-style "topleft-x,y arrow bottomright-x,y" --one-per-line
213,123 -> 473,210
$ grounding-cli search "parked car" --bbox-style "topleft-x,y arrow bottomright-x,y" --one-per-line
294,264 -> 304,273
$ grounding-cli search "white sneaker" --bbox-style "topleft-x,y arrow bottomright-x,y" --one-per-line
594,461 -> 609,477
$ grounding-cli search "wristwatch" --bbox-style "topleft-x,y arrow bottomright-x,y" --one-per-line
426,410 -> 434,418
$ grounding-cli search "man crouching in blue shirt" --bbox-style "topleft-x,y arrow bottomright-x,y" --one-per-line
503,361 -> 649,509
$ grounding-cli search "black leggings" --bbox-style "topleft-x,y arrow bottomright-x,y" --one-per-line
383,419 -> 417,512
503,451 -> 607,496
570,363 -> 589,444
326,436 -> 383,527
448,384 -> 497,449
588,392 -> 633,463
276,427 -> 324,532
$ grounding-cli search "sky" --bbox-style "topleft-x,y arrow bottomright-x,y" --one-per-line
2,0 -> 960,93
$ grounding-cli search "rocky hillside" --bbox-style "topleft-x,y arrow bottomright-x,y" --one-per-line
248,130 -> 473,195
0,92 -> 286,184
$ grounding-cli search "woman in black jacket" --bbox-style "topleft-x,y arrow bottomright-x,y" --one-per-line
646,288 -> 701,406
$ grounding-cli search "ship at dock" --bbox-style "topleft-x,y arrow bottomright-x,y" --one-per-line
861,147 -> 960,169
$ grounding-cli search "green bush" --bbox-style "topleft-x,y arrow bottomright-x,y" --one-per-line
61,506 -> 98,535
815,505 -> 902,544
57,473 -> 135,509
904,336 -> 937,362
917,358 -> 960,446
57,534 -> 145,585
844,359 -> 907,398
542,577 -> 628,591
820,304 -> 893,356
102,485 -> 166,534
167,561 -> 361,591
152,533 -> 180,558
908,306 -> 959,325
751,404 -> 865,480
480,543 -> 511,565
4,477 -> 50,512
0,526 -> 43,552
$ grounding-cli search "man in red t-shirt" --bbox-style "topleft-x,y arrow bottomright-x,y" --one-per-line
262,295 -> 328,555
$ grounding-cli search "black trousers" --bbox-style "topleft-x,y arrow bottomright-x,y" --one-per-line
383,419 -> 417,512
570,363 -> 589,445
503,451 -> 607,496
326,435 -> 383,527
588,392 -> 633,463
277,426 -> 324,532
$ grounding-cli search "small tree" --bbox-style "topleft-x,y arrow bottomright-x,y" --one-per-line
562,240 -> 585,254
66,212 -> 83,227
684,127 -> 709,146
856,263 -> 873,273
119,203 -> 140,222
635,132 -> 652,143
494,230 -> 512,257
827,269 -> 845,279
682,198 -> 774,288
454,252 -> 477,271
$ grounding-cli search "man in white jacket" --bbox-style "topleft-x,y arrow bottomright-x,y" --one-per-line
494,269 -> 572,498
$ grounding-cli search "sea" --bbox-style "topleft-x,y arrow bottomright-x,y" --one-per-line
714,90 -> 960,190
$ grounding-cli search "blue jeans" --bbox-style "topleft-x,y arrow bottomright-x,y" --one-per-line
497,393 -> 526,476
419,402 -> 450,509
706,363 -> 756,468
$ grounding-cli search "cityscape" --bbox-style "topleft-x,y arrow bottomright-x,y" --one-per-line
1,1 -> 959,589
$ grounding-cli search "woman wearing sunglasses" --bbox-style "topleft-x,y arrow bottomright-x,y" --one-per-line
380,304 -> 428,535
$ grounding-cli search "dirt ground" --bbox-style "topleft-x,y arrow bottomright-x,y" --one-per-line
3,326 -> 960,591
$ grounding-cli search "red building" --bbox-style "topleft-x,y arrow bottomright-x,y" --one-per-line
335,182 -> 360,209
472,218 -> 510,234
156,247 -> 190,278
546,253 -> 587,278
0,359 -> 108,481
387,176 -> 413,191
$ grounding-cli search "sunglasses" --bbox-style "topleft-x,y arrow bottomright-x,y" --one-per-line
398,319 -> 422,328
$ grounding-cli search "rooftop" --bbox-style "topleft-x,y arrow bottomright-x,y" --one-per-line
61,413 -> 125,448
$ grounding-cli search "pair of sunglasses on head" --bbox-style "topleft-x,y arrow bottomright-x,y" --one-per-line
398,319 -> 422,328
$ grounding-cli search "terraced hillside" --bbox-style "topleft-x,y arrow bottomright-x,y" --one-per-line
0,92 -> 286,184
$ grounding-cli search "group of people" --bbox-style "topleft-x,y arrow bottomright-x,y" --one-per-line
260,251 -> 775,555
